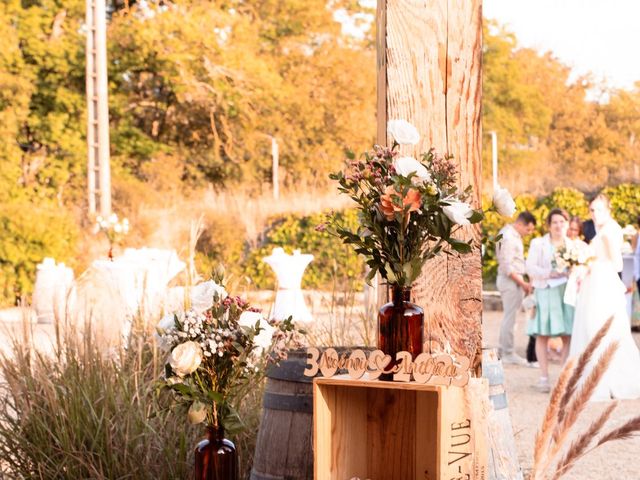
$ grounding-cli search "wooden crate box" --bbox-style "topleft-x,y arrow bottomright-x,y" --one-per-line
314,376 -> 488,480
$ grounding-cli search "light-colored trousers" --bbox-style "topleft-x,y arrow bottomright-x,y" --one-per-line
497,274 -> 524,356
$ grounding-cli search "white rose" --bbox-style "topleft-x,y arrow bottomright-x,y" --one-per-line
190,280 -> 227,312
443,201 -> 474,226
492,186 -> 516,217
393,157 -> 431,184
387,119 -> 420,145
239,311 -> 276,350
169,341 -> 203,376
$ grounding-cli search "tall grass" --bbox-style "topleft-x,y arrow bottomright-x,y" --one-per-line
0,315 -> 264,479
134,185 -> 353,255
0,320 -> 195,479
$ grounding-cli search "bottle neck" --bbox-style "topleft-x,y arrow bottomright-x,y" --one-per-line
391,285 -> 412,304
207,425 -> 225,442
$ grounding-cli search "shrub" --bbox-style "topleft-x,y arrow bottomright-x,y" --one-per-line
243,209 -> 365,290
195,214 -> 248,281
603,183 -> 640,227
0,202 -> 78,305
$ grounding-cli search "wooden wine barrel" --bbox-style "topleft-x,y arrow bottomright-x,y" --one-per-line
482,348 -> 524,480
250,350 -> 314,480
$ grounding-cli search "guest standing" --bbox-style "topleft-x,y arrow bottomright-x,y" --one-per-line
526,208 -> 574,393
496,211 -> 537,365
581,218 -> 597,243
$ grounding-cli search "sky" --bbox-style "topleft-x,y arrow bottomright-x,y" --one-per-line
484,0 -> 640,90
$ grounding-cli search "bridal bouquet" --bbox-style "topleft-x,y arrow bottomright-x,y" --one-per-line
156,276 -> 301,432
323,119 -> 515,287
554,244 -> 592,271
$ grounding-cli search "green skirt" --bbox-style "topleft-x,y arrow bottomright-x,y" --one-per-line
527,283 -> 574,337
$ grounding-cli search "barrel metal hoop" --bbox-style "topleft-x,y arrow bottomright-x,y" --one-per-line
263,391 -> 313,414
266,361 -> 313,383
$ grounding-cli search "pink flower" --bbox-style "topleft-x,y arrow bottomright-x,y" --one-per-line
379,186 -> 422,221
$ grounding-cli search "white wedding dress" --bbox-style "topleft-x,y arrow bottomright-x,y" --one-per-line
569,220 -> 640,400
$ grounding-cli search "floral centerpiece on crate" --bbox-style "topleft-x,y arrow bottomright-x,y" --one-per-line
322,119 -> 514,376
95,213 -> 130,260
156,273 -> 302,479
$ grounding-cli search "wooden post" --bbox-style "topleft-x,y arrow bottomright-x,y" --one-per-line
377,0 -> 483,372
86,0 -> 111,217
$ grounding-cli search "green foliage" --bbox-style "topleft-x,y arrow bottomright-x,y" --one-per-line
483,20 -> 640,192
244,210 -> 365,290
196,215 -> 247,282
0,202 -> 78,303
603,184 -> 640,227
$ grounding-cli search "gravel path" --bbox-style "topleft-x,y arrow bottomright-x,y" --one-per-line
483,309 -> 640,480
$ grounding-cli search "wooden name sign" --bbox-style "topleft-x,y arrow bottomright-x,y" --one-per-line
303,348 -> 470,387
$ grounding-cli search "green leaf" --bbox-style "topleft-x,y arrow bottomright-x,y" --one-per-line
449,238 -> 472,254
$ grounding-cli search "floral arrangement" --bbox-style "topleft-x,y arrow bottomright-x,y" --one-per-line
156,276 -> 302,432
323,119 -> 515,287
96,213 -> 130,259
554,243 -> 592,270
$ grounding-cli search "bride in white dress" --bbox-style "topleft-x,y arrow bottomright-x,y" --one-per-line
569,193 -> 640,400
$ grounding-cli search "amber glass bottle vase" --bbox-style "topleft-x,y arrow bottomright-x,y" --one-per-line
377,285 -> 424,381
194,425 -> 237,480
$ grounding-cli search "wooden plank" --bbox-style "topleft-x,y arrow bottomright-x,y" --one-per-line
439,379 -> 489,480
367,389 -> 416,480
313,381 -> 333,479
415,390 -> 439,480
379,0 -> 484,373
333,386 -> 368,479
315,374 -> 443,393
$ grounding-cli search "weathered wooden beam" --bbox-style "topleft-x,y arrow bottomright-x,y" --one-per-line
377,0 -> 483,373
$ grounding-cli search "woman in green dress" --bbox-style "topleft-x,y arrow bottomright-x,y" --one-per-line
526,208 -> 573,393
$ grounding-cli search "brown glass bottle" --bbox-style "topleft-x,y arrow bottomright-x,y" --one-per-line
378,285 -> 424,381
194,426 -> 237,480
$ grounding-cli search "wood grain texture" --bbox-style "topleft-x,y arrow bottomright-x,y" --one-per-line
367,389 -> 416,479
378,0 -> 484,373
252,378 -> 313,479
313,377 -> 487,479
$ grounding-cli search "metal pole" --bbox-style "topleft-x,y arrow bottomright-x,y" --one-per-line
490,130 -> 498,189
271,136 -> 279,200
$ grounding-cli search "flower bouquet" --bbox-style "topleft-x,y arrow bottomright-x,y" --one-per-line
156,275 -> 302,478
325,119 -> 512,288
554,243 -> 592,271
556,243 -> 594,307
323,119 -> 513,373
95,213 -> 130,260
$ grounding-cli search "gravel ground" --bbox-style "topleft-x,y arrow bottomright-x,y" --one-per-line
483,309 -> 640,480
